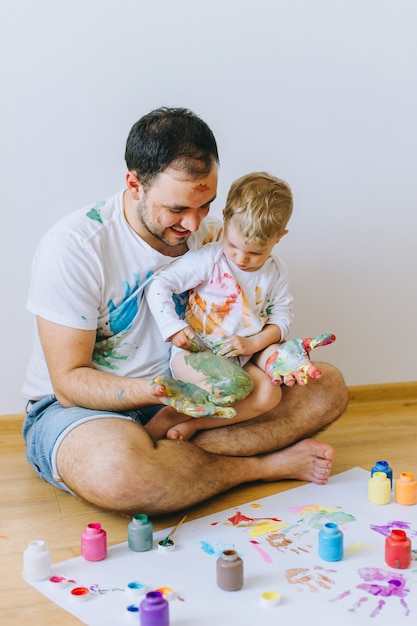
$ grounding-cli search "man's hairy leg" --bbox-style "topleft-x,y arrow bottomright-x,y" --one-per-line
192,363 -> 348,456
56,414 -> 334,516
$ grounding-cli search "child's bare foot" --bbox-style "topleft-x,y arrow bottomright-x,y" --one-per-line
260,438 -> 334,485
144,406 -> 193,442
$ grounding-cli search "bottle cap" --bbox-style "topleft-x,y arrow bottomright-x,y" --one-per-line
260,591 -> 281,607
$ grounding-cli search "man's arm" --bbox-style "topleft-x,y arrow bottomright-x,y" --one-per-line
37,317 -> 158,410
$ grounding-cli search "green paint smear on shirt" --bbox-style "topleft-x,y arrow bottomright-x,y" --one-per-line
93,337 -> 129,369
86,207 -> 103,224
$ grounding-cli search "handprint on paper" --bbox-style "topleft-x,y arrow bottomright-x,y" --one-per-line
330,567 -> 411,617
266,532 -> 313,555
285,566 -> 336,593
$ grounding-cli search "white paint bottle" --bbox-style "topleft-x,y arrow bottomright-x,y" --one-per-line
23,540 -> 51,581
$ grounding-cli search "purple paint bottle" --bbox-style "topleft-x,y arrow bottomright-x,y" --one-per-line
140,590 -> 169,626
81,522 -> 107,561
216,549 -> 244,590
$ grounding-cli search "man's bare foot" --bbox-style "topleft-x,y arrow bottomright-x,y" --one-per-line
144,406 -> 193,441
166,420 -> 199,441
260,438 -> 334,485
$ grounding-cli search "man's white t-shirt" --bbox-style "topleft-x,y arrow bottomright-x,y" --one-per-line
22,190 -> 223,401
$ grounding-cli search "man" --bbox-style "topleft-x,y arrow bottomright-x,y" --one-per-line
22,107 -> 348,515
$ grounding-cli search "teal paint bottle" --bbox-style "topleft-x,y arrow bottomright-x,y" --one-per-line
128,514 -> 153,552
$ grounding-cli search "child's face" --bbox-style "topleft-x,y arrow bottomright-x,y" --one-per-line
222,220 -> 285,272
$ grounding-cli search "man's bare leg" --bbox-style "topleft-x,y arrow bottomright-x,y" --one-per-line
192,362 -> 348,455
56,418 -> 334,516
56,362 -> 347,515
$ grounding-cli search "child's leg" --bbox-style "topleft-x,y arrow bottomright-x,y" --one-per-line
164,350 -> 225,440
167,360 -> 282,441
144,350 -> 215,442
171,350 -> 211,389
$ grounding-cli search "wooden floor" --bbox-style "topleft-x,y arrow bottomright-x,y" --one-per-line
1,385 -> 416,625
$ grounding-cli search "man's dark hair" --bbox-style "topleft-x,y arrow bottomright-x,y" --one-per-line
125,107 -> 219,187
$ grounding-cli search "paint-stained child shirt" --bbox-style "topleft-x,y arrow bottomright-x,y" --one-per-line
146,242 -> 294,356
22,190 -> 223,401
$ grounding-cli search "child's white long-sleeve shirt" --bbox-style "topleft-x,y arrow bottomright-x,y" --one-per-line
146,242 -> 294,353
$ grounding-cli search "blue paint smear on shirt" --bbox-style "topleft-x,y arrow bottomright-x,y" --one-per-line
107,272 -> 154,335
173,290 -> 189,319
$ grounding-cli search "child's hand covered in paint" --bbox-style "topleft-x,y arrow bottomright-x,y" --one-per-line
151,376 -> 237,419
169,326 -> 202,352
213,334 -> 256,358
265,333 -> 336,386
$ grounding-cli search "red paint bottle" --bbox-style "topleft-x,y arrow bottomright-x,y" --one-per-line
385,529 -> 411,569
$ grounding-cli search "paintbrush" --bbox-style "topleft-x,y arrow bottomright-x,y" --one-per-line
160,514 -> 187,546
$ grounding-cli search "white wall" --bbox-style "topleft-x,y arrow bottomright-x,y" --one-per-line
1,0 -> 416,413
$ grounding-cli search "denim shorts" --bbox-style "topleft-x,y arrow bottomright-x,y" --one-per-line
22,395 -> 164,493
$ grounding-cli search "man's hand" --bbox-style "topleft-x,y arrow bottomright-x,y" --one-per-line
151,376 -> 237,418
265,333 -> 336,386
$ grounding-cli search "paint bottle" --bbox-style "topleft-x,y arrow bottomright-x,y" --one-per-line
371,460 -> 393,488
128,514 -> 153,552
395,472 -> 417,505
81,522 -> 107,561
368,471 -> 390,504
23,539 -> 51,581
318,522 -> 343,561
140,590 -> 169,626
216,549 -> 244,591
385,529 -> 411,569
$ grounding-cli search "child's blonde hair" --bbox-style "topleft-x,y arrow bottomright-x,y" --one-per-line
223,172 -> 293,243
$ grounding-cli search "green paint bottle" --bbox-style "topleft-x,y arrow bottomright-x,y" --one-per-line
128,514 -> 153,552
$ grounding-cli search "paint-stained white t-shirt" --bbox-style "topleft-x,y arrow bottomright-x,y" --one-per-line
146,242 -> 294,354
22,190 -> 223,400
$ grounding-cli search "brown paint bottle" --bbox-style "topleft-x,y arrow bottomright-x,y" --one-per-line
216,549 -> 244,591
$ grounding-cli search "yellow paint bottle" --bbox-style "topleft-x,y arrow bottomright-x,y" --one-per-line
368,471 -> 390,504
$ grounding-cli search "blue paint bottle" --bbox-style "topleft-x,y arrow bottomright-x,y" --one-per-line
318,522 -> 343,561
371,460 -> 393,488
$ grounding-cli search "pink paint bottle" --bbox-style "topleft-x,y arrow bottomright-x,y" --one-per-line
216,549 -> 244,591
385,529 -> 411,569
395,472 -> 417,505
81,522 -> 107,561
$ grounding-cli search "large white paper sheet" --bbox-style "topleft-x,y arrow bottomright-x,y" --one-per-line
24,468 -> 417,625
